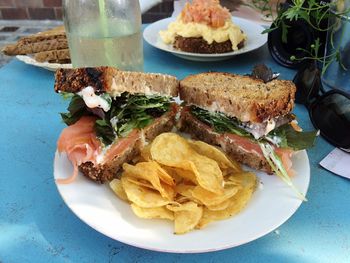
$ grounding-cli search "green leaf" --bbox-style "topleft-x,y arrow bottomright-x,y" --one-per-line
190,106 -> 251,137
259,142 -> 307,201
270,124 -> 318,150
60,95 -> 87,125
95,119 -> 115,146
102,93 -> 172,143
100,93 -> 112,109
60,91 -> 75,100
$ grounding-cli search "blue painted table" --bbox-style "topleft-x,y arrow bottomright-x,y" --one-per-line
1,38 -> 349,263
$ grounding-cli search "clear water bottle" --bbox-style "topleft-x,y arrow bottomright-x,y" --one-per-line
63,0 -> 144,71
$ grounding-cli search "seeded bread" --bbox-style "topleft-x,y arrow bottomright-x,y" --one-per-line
178,109 -> 273,173
34,48 -> 70,62
54,67 -> 179,97
173,35 -> 244,54
3,38 -> 68,56
179,72 -> 296,123
79,109 -> 177,183
2,26 -> 67,56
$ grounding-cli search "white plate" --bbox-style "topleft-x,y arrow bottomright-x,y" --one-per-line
54,149 -> 310,253
16,55 -> 72,71
143,17 -> 267,61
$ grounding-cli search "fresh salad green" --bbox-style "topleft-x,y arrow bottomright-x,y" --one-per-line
60,92 -> 172,145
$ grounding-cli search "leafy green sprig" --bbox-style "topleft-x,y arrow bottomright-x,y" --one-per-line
260,0 -> 350,73
60,92 -> 172,146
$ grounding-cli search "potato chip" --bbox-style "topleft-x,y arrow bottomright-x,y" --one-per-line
150,133 -> 223,194
125,176 -> 154,190
226,172 -> 257,190
121,176 -> 170,208
205,199 -> 230,211
131,203 -> 174,220
174,183 -> 200,204
123,162 -> 174,199
169,167 -> 197,184
161,166 -> 184,184
109,179 -> 129,202
191,184 -> 239,207
151,162 -> 176,186
111,133 -> 258,234
197,172 -> 257,228
140,143 -> 152,161
166,201 -> 203,234
188,140 -> 241,172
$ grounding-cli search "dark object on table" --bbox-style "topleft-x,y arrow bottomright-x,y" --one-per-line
267,0 -> 329,69
293,62 -> 350,150
251,64 -> 277,83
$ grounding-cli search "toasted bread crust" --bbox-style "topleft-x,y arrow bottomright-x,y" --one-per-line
178,109 -> 273,173
2,26 -> 66,56
179,72 -> 296,123
54,67 -> 179,97
78,109 -> 177,183
173,35 -> 244,54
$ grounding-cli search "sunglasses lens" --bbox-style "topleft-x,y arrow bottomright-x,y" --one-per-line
293,62 -> 321,105
310,92 -> 350,148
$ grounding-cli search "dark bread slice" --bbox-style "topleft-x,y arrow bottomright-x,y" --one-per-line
173,35 -> 244,54
34,48 -> 70,62
79,109 -> 177,183
3,37 -> 68,56
177,108 -> 273,173
2,26 -> 66,56
54,67 -> 179,97
180,72 -> 296,123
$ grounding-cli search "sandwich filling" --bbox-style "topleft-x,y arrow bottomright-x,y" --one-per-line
189,106 -> 317,153
159,0 -> 246,50
184,106 -> 318,200
57,89 -> 175,184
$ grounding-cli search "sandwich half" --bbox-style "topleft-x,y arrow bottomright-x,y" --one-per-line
55,67 -> 179,184
178,72 -> 317,198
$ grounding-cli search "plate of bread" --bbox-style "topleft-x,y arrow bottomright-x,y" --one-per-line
143,0 -> 267,61
2,26 -> 72,71
53,66 -> 315,253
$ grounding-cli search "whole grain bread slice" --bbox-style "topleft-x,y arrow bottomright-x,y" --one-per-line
179,72 -> 296,123
34,48 -> 70,62
173,35 -> 244,54
3,37 -> 68,56
54,67 -> 179,97
2,26 -> 66,56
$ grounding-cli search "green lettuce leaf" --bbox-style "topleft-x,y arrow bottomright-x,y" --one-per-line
190,106 -> 250,137
60,92 -> 172,146
269,124 -> 318,150
60,94 -> 87,125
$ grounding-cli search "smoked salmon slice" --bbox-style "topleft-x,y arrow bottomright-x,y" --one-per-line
57,116 -> 101,184
181,0 -> 231,28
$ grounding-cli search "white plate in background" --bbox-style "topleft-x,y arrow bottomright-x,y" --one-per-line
16,55 -> 72,71
143,17 -> 267,62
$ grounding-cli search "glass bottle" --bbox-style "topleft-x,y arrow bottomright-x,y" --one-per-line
63,0 -> 144,71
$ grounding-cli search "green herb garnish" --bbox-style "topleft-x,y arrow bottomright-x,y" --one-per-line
190,106 -> 251,137
60,92 -> 172,146
60,94 -> 86,126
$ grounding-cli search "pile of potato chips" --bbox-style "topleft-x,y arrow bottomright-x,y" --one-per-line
110,133 -> 257,234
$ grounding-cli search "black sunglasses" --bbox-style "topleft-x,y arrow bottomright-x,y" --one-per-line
293,62 -> 350,150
